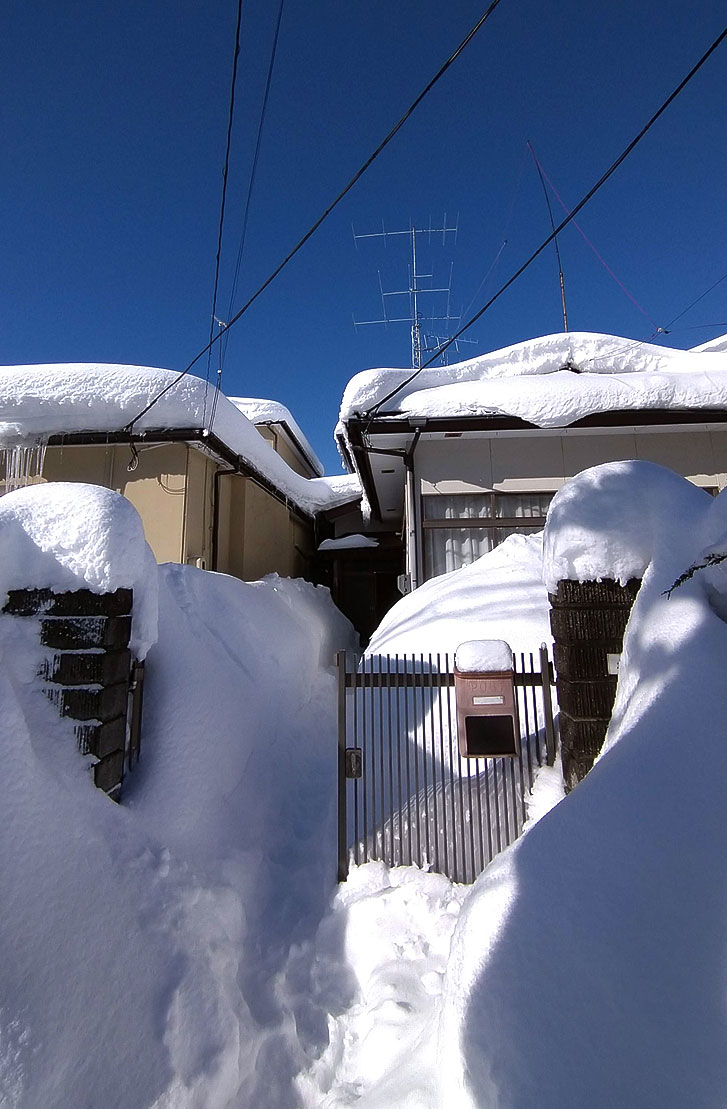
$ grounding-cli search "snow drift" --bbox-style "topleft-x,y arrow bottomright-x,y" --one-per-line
0,483 -> 358,1108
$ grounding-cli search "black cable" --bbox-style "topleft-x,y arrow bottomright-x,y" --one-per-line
210,0 -> 286,432
203,0 -> 245,429
222,0 -> 285,365
122,0 -> 506,433
661,270 -> 727,332
365,25 -> 727,419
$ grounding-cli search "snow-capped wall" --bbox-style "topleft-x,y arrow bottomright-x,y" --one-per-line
0,482 -> 158,657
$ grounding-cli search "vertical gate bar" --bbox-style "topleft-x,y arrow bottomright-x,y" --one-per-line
336,651 -> 348,883
395,654 -> 403,867
482,758 -> 494,865
444,654 -> 458,882
507,756 -> 518,843
540,645 -> 557,766
386,654 -> 395,866
427,653 -> 440,875
516,712 -> 527,837
492,759 -> 503,855
465,746 -> 476,882
437,654 -> 450,879
451,674 -> 468,884
413,654 -> 422,867
362,655 -> 369,863
530,652 -> 542,766
473,757 -> 486,876
376,655 -> 385,860
520,653 -> 534,790
353,656 -> 360,865
420,654 -> 432,868
404,654 -> 413,866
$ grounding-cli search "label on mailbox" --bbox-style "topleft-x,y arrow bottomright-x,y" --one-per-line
472,695 -> 505,706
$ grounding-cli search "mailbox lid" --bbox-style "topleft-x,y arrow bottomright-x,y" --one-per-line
454,639 -> 513,675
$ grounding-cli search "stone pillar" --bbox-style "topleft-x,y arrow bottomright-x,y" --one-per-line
3,587 -> 134,800
549,578 -> 640,791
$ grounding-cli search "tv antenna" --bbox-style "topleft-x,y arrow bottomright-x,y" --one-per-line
352,216 -> 476,368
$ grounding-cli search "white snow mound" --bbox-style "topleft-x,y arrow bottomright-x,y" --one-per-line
0,482 -> 158,656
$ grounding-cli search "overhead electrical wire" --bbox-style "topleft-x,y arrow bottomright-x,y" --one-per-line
210,0 -> 286,432
365,23 -> 727,419
122,0 -> 506,434
203,0 -> 245,430
528,142 -> 662,332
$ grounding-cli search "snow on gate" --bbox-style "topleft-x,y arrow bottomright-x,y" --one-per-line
336,649 -> 557,884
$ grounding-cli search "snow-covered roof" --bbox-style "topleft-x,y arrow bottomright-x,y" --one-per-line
0,364 -> 360,516
228,397 -> 324,477
338,331 -> 727,430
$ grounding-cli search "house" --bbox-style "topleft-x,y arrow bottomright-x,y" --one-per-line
0,363 -> 360,584
335,331 -> 727,603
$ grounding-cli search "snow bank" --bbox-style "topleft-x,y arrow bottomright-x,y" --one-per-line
0,541 -> 357,1106
338,331 -> 727,429
0,364 -> 359,514
542,460 -> 712,592
0,482 -> 158,656
437,474 -> 727,1108
454,639 -> 513,673
367,533 -> 551,659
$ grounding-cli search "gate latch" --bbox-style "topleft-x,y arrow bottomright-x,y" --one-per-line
345,748 -> 362,778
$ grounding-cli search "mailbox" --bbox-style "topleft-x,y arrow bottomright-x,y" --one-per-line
454,640 -> 520,758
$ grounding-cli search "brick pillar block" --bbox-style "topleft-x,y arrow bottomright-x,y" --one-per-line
3,587 -> 134,800
549,578 -> 640,790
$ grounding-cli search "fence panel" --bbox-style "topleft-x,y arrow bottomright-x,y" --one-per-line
337,647 -> 557,884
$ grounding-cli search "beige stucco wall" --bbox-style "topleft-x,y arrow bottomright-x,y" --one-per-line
256,425 -> 316,478
213,471 -> 314,581
27,441 -> 313,582
417,427 -> 727,495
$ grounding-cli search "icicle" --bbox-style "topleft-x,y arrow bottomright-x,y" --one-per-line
0,439 -> 49,496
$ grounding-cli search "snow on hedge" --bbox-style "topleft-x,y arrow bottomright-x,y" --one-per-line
437,475 -> 727,1108
338,330 -> 727,428
0,482 -> 158,657
0,363 -> 359,514
542,460 -> 713,592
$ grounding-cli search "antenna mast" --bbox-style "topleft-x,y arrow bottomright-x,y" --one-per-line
353,217 -> 474,368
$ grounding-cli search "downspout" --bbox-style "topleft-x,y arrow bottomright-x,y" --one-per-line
212,463 -> 239,572
403,428 -> 423,590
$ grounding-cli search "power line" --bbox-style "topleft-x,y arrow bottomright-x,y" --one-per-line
122,0 -> 506,434
209,0 -> 286,432
365,24 -> 727,419
203,0 -> 245,429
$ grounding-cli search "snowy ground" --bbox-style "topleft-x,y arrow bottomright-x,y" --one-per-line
3,468 -> 727,1107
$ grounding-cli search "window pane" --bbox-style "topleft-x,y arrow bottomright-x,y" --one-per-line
494,492 -> 554,519
424,526 -> 494,577
422,494 -> 493,520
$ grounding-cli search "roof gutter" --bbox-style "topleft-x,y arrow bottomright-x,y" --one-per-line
46,426 -> 317,524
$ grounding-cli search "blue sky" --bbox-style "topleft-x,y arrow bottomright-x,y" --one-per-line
2,0 -> 726,473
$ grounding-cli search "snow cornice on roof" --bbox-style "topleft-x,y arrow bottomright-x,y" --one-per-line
0,363 -> 360,517
228,397 -> 325,477
338,331 -> 727,432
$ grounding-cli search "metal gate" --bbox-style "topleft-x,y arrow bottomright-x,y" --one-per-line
336,647 -> 557,883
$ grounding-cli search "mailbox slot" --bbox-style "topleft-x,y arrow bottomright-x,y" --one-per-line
454,649 -> 520,759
